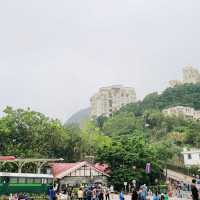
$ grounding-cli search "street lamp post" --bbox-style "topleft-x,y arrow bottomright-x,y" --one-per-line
124,182 -> 127,193
132,166 -> 136,189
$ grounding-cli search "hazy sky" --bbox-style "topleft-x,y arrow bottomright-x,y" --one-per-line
0,0 -> 200,121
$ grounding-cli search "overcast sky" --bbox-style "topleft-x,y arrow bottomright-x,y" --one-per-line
0,0 -> 200,121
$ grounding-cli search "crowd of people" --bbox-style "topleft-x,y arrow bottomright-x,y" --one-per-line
2,178 -> 200,200
128,184 -> 169,200
128,178 -> 200,200
48,183 -> 114,200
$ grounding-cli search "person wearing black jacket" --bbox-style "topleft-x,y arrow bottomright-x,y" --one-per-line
131,188 -> 138,200
191,179 -> 199,200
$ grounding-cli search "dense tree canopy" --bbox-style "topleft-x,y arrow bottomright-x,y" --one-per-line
0,107 -> 110,161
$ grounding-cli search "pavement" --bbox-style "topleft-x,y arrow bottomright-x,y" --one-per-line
112,192 -> 192,200
166,169 -> 193,184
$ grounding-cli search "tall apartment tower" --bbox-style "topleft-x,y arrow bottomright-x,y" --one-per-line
90,85 -> 136,118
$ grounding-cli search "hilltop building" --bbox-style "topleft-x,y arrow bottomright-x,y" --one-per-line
163,106 -> 200,121
169,65 -> 200,87
90,85 -> 136,118
182,148 -> 200,166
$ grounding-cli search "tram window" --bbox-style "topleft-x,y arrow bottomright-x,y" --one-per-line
42,178 -> 47,184
18,178 -> 26,183
10,178 -> 18,183
34,178 -> 42,183
27,178 -> 34,183
47,179 -> 53,184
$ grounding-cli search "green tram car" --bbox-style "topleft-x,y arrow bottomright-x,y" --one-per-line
0,172 -> 54,195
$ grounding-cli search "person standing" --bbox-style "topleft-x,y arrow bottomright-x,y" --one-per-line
99,188 -> 104,200
110,185 -> 114,200
131,188 -> 138,200
86,188 -> 92,200
92,188 -> 97,200
138,187 -> 144,200
164,193 -> 169,200
119,191 -> 124,200
48,185 -> 56,200
152,191 -> 159,200
105,188 -> 110,200
191,179 -> 199,200
78,188 -> 84,200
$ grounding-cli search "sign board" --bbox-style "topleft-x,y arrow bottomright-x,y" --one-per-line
124,182 -> 127,186
145,163 -> 151,174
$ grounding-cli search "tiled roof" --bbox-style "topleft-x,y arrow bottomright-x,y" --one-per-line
51,162 -> 82,177
94,163 -> 109,173
51,161 -> 110,178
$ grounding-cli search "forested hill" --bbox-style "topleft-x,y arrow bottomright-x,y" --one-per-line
94,84 -> 200,188
65,107 -> 90,126
120,83 -> 200,116
96,83 -> 200,155
1,84 -> 200,187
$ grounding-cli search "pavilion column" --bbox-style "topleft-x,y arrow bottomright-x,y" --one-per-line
36,161 -> 46,174
37,167 -> 41,174
18,166 -> 22,173
17,161 -> 26,173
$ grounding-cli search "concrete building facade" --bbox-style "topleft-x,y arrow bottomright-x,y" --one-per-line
163,106 -> 200,121
90,85 -> 136,118
182,148 -> 200,166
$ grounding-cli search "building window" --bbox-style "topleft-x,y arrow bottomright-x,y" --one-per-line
188,154 -> 192,159
109,100 -> 112,107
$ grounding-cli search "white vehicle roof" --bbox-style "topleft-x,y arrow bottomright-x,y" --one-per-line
0,172 -> 53,179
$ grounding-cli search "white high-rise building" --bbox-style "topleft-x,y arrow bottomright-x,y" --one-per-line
90,85 -> 136,118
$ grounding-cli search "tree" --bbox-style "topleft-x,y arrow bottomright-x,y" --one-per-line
96,132 -> 165,189
81,121 -> 112,157
0,107 -> 69,159
102,112 -> 142,136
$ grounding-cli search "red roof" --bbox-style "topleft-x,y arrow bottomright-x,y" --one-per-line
51,161 -> 110,178
0,156 -> 16,161
51,162 -> 81,177
94,163 -> 109,173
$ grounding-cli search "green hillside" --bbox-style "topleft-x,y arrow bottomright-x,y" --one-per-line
121,83 -> 200,115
